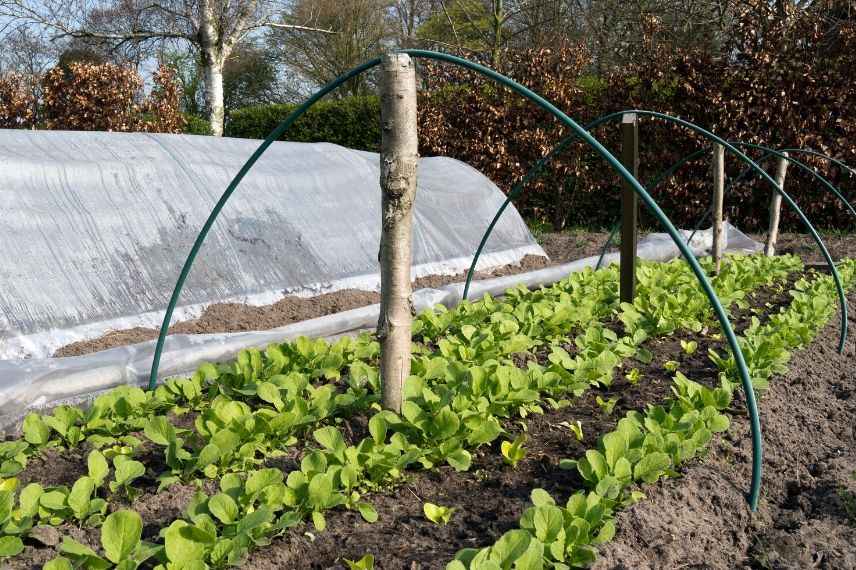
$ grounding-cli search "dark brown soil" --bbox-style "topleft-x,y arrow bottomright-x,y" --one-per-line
241,343 -> 682,569
54,231 -> 612,358
593,296 -> 856,570
236,279 -> 802,569
9,270 -> 854,569
752,232 -> 856,263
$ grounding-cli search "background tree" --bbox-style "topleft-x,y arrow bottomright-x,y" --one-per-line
0,26 -> 57,124
0,0 -> 337,136
165,41 -> 292,120
268,0 -> 392,97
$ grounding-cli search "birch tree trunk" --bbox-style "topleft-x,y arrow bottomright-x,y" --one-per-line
377,53 -> 418,414
198,0 -> 228,137
201,52 -> 226,137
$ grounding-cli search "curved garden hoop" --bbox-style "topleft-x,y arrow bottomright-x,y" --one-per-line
781,148 -> 856,179
602,146 -> 856,267
464,108 -> 845,352
148,51 -> 765,510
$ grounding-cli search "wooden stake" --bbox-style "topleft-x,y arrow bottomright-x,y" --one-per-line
764,153 -> 789,257
711,145 -> 725,273
620,113 -> 639,303
378,53 -> 418,414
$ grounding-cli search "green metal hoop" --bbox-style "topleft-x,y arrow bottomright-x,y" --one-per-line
148,51 -> 765,510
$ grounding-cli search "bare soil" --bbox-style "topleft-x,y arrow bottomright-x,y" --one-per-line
54,230 -> 613,357
7,274 -> 855,569
757,232 -> 856,263
593,295 -> 856,570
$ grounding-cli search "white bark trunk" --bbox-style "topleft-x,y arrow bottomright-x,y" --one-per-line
711,144 -> 725,273
765,154 -> 789,256
377,53 -> 418,414
201,52 -> 225,137
198,0 -> 227,137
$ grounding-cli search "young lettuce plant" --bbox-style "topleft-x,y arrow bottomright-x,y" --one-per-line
595,396 -> 618,416
345,554 -> 375,570
559,421 -> 584,441
500,435 -> 527,468
109,456 -> 146,501
47,510 -> 158,569
423,502 -> 455,525
624,368 -> 641,385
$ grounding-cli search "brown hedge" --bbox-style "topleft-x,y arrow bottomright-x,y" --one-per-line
38,62 -> 185,134
418,10 -> 856,232
0,73 -> 35,129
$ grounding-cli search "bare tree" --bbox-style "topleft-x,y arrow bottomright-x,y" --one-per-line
0,26 -> 57,123
416,0 -> 566,65
268,0 -> 392,97
0,0 -> 337,135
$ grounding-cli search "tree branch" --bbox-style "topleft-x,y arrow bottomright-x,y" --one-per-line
264,22 -> 337,34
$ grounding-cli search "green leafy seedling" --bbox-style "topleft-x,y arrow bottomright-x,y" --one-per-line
624,367 -> 641,385
680,340 -> 698,355
109,456 -> 146,501
500,434 -> 526,468
663,360 -> 680,372
595,396 -> 618,416
559,421 -> 584,441
101,509 -> 142,564
345,554 -> 375,570
423,502 -> 455,526
0,535 -> 24,558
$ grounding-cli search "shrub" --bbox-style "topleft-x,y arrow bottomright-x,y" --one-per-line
225,96 -> 380,151
418,9 -> 856,232
183,114 -> 213,136
0,73 -> 35,129
42,62 -> 184,134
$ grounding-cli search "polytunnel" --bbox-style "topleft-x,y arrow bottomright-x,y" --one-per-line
0,126 -> 760,427
0,130 -> 545,361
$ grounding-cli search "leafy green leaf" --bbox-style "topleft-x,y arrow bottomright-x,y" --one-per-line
144,417 -> 175,446
633,451 -> 671,484
345,553 -> 375,570
68,476 -> 95,520
208,493 -> 238,525
88,451 -> 109,487
101,510 -> 142,564
43,557 -> 73,570
22,414 -> 51,446
423,502 -> 455,525
164,520 -> 213,565
0,536 -> 23,557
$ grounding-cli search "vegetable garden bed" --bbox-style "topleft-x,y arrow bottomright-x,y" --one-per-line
1,253 -> 854,569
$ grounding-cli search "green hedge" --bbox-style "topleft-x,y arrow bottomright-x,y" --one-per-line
183,114 -> 213,136
224,96 -> 381,151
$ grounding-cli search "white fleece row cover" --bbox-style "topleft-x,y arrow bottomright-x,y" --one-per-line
0,130 -> 543,359
0,222 -> 761,428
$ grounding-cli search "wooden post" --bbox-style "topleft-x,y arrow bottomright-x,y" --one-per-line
378,53 -> 418,414
764,153 -> 789,256
711,145 -> 725,273
620,113 -> 639,303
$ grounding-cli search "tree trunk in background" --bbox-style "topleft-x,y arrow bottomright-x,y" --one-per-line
711,144 -> 725,273
764,154 -> 789,256
377,52 -> 418,414
201,48 -> 226,137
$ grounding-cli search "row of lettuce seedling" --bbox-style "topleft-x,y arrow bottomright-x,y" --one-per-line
0,254 -> 803,567
448,259 -> 856,569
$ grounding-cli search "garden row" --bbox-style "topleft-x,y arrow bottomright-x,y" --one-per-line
1,253 -> 841,569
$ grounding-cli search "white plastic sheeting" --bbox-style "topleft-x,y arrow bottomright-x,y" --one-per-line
0,222 -> 761,428
0,130 -> 543,360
